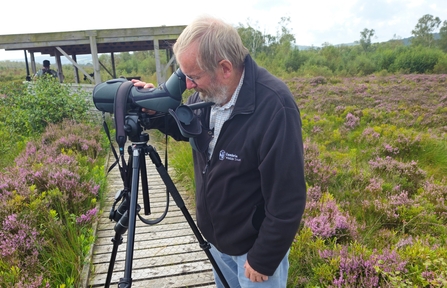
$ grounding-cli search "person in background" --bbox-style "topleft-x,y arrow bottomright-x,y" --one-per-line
34,60 -> 57,78
133,15 -> 307,288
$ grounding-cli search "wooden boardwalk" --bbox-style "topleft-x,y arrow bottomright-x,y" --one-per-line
86,142 -> 215,287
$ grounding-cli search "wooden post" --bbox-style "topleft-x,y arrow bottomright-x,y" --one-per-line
111,52 -> 116,79
87,31 -> 102,84
30,52 -> 36,75
54,49 -> 64,83
154,37 -> 163,84
73,54 -> 80,84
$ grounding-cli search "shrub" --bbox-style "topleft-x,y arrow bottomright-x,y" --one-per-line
392,47 -> 443,74
299,63 -> 334,78
368,156 -> 426,194
0,77 -> 90,136
398,237 -> 447,286
303,187 -> 359,242
433,54 -> 447,73
0,120 -> 107,287
349,54 -> 377,76
374,48 -> 398,72
303,140 -> 337,191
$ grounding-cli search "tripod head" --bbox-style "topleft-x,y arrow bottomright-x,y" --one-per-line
122,113 -> 151,143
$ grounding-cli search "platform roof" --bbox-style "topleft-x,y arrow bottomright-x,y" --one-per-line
0,25 -> 186,84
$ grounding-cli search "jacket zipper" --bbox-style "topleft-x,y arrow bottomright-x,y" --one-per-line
202,162 -> 209,174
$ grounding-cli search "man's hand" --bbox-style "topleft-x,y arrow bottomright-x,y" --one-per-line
131,79 -> 154,89
131,79 -> 156,115
244,260 -> 269,282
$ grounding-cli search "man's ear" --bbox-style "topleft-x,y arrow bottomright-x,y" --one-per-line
218,59 -> 233,79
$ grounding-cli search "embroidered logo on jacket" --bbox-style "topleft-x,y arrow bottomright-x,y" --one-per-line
219,150 -> 241,162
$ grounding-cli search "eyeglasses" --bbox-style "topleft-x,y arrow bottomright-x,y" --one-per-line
183,60 -> 225,85
183,67 -> 211,85
184,73 -> 199,85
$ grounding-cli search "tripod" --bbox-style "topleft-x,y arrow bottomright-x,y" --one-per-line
104,132 -> 229,288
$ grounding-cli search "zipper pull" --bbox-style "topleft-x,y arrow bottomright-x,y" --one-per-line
202,162 -> 209,174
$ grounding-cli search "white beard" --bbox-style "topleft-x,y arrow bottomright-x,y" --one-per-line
198,82 -> 229,105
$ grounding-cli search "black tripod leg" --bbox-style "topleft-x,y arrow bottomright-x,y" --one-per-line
146,146 -> 230,288
118,147 -> 141,288
105,233 -> 123,288
140,152 -> 151,216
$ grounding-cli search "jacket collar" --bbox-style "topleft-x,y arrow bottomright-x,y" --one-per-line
231,54 -> 257,116
188,55 -> 258,154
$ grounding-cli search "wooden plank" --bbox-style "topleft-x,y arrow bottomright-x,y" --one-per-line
87,142 -> 215,287
90,271 -> 215,288
92,242 -> 206,264
95,220 -> 195,239
89,257 -> 213,286
93,250 -> 209,273
93,235 -> 200,255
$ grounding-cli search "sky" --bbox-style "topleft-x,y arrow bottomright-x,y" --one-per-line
0,0 -> 446,61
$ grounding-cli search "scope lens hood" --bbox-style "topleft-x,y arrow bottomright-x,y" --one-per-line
168,105 -> 202,138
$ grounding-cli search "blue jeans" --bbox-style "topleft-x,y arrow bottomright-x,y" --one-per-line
209,244 -> 289,288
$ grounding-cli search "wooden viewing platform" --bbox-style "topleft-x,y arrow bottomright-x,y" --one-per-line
86,142 -> 215,287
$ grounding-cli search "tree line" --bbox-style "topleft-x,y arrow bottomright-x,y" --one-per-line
236,14 -> 447,78
1,13 -> 446,84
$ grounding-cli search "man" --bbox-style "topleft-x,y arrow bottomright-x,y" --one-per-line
134,15 -> 306,287
34,60 -> 57,78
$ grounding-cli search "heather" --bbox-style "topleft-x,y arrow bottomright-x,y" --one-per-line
286,73 -> 447,287
0,77 -> 108,287
0,120 -> 107,287
0,77 -> 90,167
164,73 -> 447,287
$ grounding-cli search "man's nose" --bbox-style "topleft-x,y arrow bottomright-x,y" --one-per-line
186,78 -> 197,89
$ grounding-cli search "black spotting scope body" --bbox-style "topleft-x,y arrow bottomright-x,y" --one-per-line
92,68 -> 186,113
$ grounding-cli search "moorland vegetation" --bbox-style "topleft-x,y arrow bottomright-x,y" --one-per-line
0,13 -> 447,287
